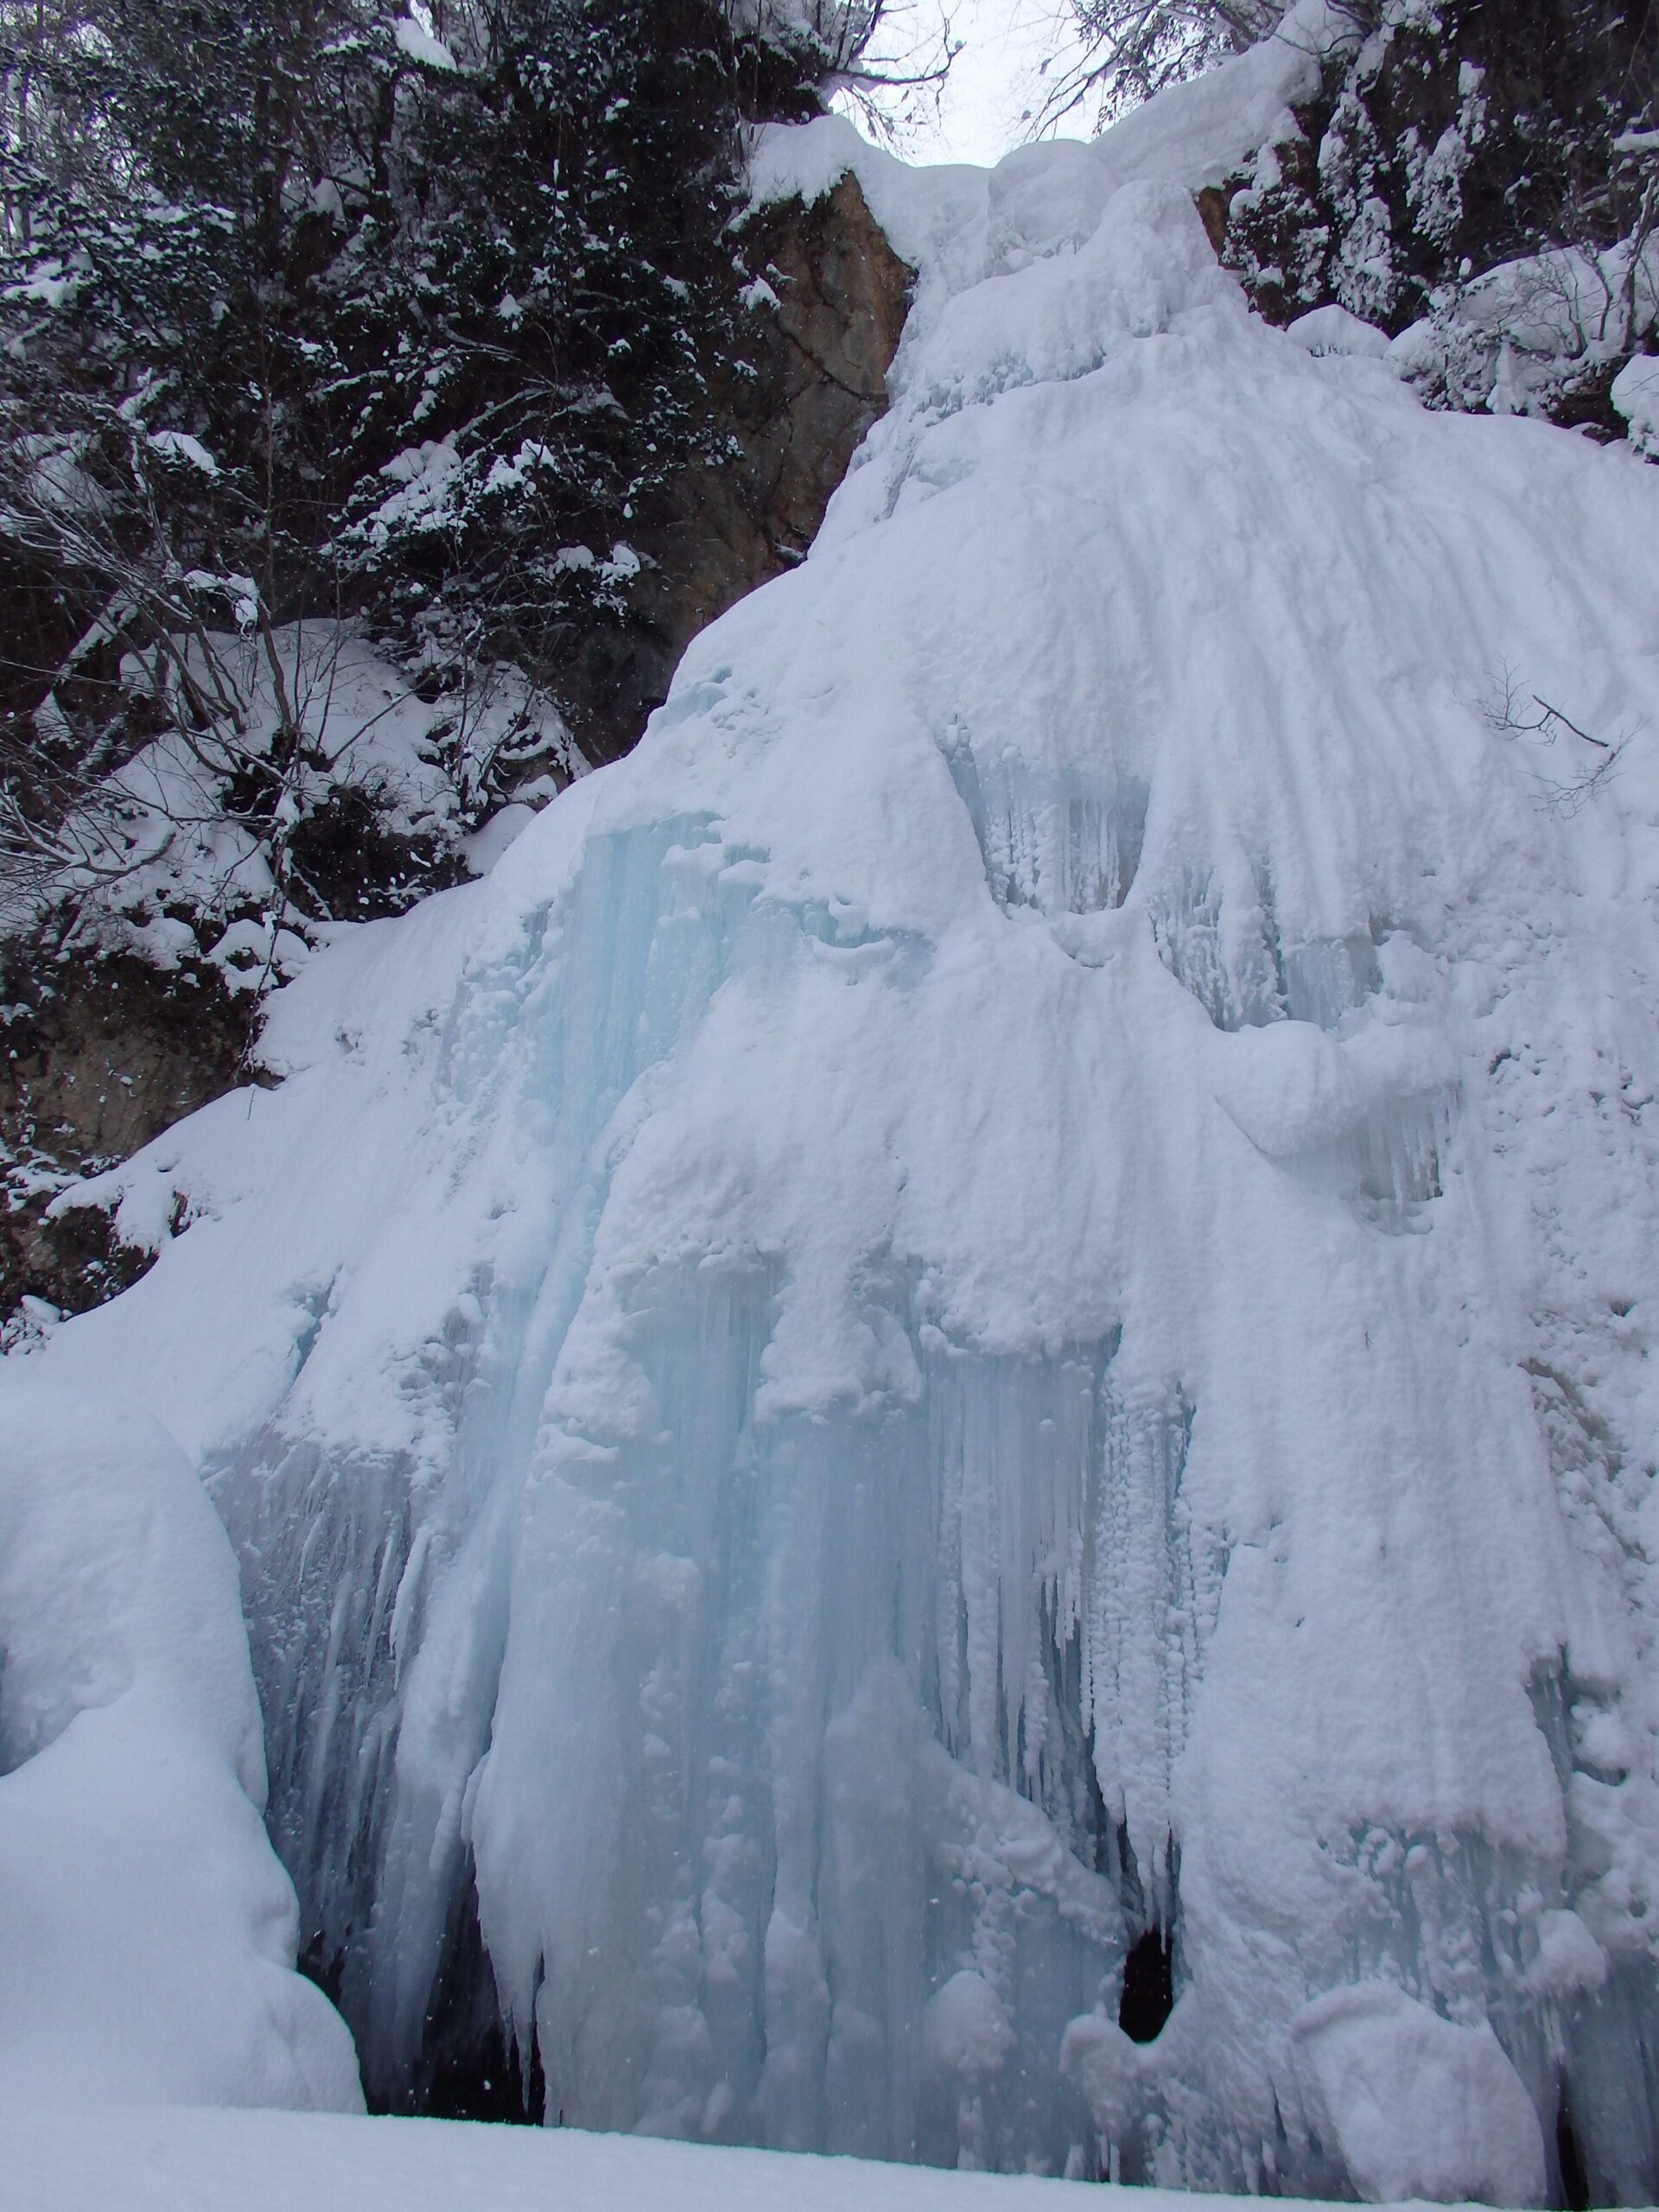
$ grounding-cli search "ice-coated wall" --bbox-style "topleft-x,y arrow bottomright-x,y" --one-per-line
17,71 -> 1659,2206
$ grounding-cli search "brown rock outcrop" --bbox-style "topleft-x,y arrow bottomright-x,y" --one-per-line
556,171 -> 914,765
0,950 -> 257,1327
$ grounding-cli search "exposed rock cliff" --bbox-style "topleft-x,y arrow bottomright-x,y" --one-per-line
0,952 -> 257,1332
553,172 -> 914,765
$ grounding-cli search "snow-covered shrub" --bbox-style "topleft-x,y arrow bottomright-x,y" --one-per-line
1396,229 -> 1659,419
1211,0 -> 1658,435
1612,346 -> 1659,451
725,0 -> 882,78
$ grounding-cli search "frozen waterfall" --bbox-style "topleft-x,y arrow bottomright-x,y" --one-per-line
15,24 -> 1659,2204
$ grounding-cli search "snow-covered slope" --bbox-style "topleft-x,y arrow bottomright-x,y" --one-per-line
0,2103 -> 1504,2212
9,18 -> 1659,2200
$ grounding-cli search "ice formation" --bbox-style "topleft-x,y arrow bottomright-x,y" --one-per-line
11,13 -> 1659,2199
0,1387 -> 362,2110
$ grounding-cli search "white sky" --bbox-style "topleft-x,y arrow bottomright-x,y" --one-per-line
860,0 -> 1093,168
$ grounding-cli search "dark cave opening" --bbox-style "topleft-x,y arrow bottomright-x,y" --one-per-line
404,1879 -> 546,2126
417,2015 -> 545,2127
1557,2100 -> 1591,2212
297,1870 -> 546,2125
1119,1925 -> 1174,2044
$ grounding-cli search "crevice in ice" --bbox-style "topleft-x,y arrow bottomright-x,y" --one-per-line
1525,1433 -> 1659,2186
1521,1660 -> 1659,2205
1301,1087 -> 1452,1235
404,1871 -> 545,2126
1525,1357 -> 1654,1656
214,1438 -> 423,2068
1152,870 -> 1388,1035
1118,1924 -> 1174,2044
1529,1657 -> 1580,1802
1554,1973 -> 1659,2206
1558,2101 -> 1592,2212
285,1278 -> 335,1380
942,728 -> 1149,924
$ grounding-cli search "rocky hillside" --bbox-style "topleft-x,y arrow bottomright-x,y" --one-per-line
1202,0 -> 1656,425
0,168 -> 912,1334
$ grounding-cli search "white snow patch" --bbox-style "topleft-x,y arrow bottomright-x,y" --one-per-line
0,2104 -> 1458,2212
1611,352 -> 1659,459
1287,302 -> 1394,358
394,10 -> 458,69
146,430 -> 220,477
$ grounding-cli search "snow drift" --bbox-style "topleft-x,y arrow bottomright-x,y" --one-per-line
12,14 -> 1659,2201
0,1386 -> 361,2110
0,2100 -> 1518,2212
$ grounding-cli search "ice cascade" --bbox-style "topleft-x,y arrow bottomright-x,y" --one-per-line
16,62 -> 1659,2209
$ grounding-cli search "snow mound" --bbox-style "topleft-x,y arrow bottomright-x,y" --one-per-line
14,67 -> 1659,2211
0,1383 -> 362,2111
1286,304 -> 1393,359
1292,1984 -> 1546,2204
1612,353 -> 1659,460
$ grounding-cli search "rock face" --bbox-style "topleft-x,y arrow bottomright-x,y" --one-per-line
554,172 -> 915,766
0,952 -> 257,1330
662,175 -> 916,646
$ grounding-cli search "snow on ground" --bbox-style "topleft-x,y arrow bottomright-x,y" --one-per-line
6,12 -> 1659,2201
0,2104 -> 1483,2212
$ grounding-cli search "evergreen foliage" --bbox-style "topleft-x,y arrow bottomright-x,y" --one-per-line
0,0 -> 868,872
